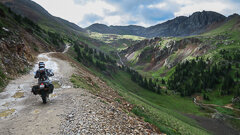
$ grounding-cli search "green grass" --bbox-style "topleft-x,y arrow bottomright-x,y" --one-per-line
70,55 -> 210,134
70,74 -> 100,93
111,71 -> 204,114
202,90 -> 240,118
215,107 -> 236,116
108,71 -> 209,134
203,90 -> 233,106
85,67 -> 209,134
203,17 -> 238,36
89,32 -> 145,44
89,32 -> 145,54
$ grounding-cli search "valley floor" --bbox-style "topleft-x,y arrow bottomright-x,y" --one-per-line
0,51 -> 157,134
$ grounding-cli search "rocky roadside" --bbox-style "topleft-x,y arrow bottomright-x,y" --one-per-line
50,53 -> 160,134
59,89 -> 157,135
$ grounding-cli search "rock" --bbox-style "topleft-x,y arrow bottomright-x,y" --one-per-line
212,112 -> 225,120
232,97 -> 240,104
68,114 -> 74,118
3,57 -> 11,64
2,27 -> 9,32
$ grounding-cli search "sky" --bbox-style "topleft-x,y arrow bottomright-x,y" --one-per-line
32,0 -> 240,28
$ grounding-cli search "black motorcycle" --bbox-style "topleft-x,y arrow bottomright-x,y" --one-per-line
32,82 -> 54,104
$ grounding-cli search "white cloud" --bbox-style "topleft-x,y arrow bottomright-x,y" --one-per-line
32,0 -> 240,27
147,0 -> 240,17
32,0 -> 117,27
148,3 -> 167,9
103,15 -> 122,25
172,0 -> 235,17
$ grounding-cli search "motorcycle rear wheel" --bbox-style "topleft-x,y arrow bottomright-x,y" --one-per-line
41,92 -> 47,104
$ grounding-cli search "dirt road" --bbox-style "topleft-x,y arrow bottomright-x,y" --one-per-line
0,49 -> 157,134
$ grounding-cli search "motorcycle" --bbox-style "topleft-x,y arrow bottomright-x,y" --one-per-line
32,82 -> 54,104
32,70 -> 54,104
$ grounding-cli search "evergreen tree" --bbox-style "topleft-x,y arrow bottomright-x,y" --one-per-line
162,79 -> 165,84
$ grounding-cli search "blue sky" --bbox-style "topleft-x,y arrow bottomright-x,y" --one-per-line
32,0 -> 240,28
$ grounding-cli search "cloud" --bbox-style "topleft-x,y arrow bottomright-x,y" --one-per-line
151,0 -> 240,17
148,2 -> 167,9
32,0 -> 240,28
78,14 -> 103,27
172,0 -> 240,17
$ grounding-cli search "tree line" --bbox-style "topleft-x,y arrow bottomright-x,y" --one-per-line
119,65 -> 162,94
73,41 -> 117,72
167,56 -> 240,97
0,5 -> 64,49
73,41 -> 164,95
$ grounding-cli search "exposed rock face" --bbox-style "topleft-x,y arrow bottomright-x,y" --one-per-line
162,38 -> 201,68
121,37 -> 214,71
122,37 -> 161,55
86,11 -> 227,38
146,11 -> 226,37
0,28 -> 34,77
121,37 -> 161,63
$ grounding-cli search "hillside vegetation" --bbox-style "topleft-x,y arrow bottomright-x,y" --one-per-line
68,43 -> 210,135
0,3 -> 68,91
1,0 -> 240,134
88,32 -> 145,54
117,13 -> 240,132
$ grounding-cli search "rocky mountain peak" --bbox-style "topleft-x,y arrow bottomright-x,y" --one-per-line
86,11 -> 227,37
188,11 -> 226,26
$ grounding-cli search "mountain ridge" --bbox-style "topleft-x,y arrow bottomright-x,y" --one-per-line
1,0 -> 85,34
87,11 -> 232,37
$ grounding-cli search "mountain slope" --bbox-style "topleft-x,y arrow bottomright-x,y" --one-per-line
1,0 -> 85,34
120,14 -> 240,72
0,2 -> 68,90
117,14 -> 240,133
87,24 -> 145,36
87,11 -> 226,37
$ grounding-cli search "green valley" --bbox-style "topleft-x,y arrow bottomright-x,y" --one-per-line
1,0 -> 240,134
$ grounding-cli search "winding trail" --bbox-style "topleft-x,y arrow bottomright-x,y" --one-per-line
194,98 -> 240,120
0,47 -> 157,134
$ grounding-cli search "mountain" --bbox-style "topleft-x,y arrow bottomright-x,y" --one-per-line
120,14 -> 240,70
0,2 -> 63,88
1,0 -> 85,34
87,11 -> 226,37
87,23 -> 145,36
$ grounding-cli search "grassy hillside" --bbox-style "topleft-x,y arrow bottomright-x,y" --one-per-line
1,0 -> 85,35
89,32 -> 145,53
69,62 -> 210,134
0,0 -> 104,52
60,13 -> 240,134
115,14 -> 240,133
100,71 -> 209,135
66,43 -> 213,134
